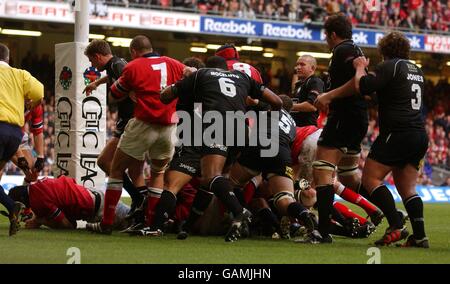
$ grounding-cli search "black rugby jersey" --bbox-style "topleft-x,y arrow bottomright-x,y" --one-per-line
360,58 -> 426,133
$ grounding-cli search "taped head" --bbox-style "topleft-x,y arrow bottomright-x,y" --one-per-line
215,44 -> 240,60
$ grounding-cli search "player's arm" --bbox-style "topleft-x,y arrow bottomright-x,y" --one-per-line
355,58 -> 392,96
160,84 -> 179,104
292,79 -> 323,112
161,71 -> 197,104
248,75 -> 282,111
41,216 -> 75,229
29,105 -> 45,173
291,101 -> 317,112
83,76 -> 108,96
110,65 -> 134,103
45,208 -> 76,229
260,87 -> 282,111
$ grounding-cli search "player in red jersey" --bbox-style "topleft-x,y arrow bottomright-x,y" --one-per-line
87,35 -> 185,234
215,44 -> 263,84
7,175 -> 130,230
0,103 -> 45,182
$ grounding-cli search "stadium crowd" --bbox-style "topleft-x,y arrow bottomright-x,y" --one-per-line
2,50 -> 448,187
95,0 -> 450,32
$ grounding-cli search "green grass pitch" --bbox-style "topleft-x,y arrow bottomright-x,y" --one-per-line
1,201 -> 449,264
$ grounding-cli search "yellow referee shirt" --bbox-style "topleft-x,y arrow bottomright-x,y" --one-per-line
0,61 -> 44,127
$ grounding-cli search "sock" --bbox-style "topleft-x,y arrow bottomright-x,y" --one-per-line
233,187 -> 246,207
0,185 -> 14,213
183,187 -> 214,231
257,207 -> 280,234
287,202 -> 311,226
102,178 -> 123,226
404,195 -> 426,240
153,190 -> 177,230
333,202 -> 367,224
122,173 -> 141,204
315,184 -> 335,236
210,176 -> 243,217
337,186 -> 378,216
357,183 -> 371,200
243,179 -> 257,205
146,187 -> 163,226
370,185 -> 402,229
330,205 -> 347,225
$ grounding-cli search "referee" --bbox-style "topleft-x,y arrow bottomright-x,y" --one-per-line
0,43 -> 43,236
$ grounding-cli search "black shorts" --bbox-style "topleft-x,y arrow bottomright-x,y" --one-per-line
368,131 -> 429,170
317,110 -> 368,154
113,117 -> 131,138
201,144 -> 242,170
168,146 -> 202,177
238,145 -> 294,180
0,122 -> 23,161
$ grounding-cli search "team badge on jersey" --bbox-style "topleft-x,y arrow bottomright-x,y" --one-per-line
59,66 -> 72,90
83,67 -> 101,86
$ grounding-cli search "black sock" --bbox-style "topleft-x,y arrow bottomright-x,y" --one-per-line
122,174 -> 142,203
210,176 -> 243,217
0,185 -> 14,212
404,195 -> 426,240
287,202 -> 310,224
257,207 -> 280,233
153,190 -> 177,230
370,185 -> 402,228
330,206 -> 346,226
233,187 -> 246,207
358,183 -> 371,200
183,187 -> 214,231
316,184 -> 334,236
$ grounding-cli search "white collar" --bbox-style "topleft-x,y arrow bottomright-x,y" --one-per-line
0,61 -> 10,67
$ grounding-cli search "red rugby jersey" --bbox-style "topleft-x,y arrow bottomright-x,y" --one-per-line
28,176 -> 95,224
226,60 -> 263,84
291,126 -> 319,165
23,104 -> 44,135
111,53 -> 184,125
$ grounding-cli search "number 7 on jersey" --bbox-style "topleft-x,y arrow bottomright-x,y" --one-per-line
151,63 -> 167,89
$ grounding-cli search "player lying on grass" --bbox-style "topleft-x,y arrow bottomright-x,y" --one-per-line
6,175 -> 130,230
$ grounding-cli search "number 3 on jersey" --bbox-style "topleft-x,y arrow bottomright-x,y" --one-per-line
151,63 -> 167,89
411,83 -> 421,110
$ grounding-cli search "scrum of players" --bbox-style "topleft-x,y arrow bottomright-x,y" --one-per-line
4,14 -> 429,248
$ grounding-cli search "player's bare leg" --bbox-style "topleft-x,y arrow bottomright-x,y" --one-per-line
362,158 -> 408,246
98,137 -> 143,211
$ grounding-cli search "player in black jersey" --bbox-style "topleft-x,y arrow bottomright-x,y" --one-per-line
316,32 -> 429,247
291,55 -> 324,127
161,56 -> 282,242
83,40 -> 144,214
309,14 -> 369,243
228,95 -> 318,238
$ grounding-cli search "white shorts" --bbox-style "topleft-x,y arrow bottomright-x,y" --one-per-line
297,129 -> 322,182
118,118 -> 176,161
